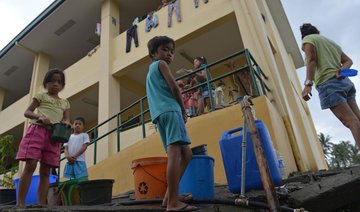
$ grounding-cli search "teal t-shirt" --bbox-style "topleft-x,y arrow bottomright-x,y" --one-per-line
146,60 -> 181,123
302,34 -> 342,85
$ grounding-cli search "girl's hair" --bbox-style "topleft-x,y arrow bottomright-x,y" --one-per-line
194,56 -> 207,65
147,36 -> 175,59
300,23 -> 320,39
74,117 -> 85,125
43,68 -> 65,88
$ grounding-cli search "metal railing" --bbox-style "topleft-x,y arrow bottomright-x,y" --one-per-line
58,49 -> 270,178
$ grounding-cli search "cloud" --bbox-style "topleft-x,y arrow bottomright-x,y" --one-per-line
0,0 -> 54,49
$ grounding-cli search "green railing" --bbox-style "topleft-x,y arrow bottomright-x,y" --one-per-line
57,49 -> 270,178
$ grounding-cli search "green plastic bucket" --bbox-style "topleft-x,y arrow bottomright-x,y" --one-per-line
51,123 -> 71,143
58,177 -> 88,205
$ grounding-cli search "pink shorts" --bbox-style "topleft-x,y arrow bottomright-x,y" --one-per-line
16,124 -> 61,167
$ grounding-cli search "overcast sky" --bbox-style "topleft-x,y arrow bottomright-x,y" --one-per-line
0,0 -> 359,145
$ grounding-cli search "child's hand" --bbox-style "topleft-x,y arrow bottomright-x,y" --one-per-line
61,120 -> 71,127
66,156 -> 76,163
38,116 -> 51,125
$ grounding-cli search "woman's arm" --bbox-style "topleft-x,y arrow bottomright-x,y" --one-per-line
340,52 -> 353,70
303,43 -> 317,83
301,43 -> 317,101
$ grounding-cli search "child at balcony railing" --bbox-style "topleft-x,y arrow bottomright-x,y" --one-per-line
15,68 -> 70,206
63,117 -> 90,180
178,80 -> 197,118
215,81 -> 226,109
146,36 -> 198,212
191,56 -> 215,115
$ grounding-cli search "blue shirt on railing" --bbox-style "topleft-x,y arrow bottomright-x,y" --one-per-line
146,60 -> 181,123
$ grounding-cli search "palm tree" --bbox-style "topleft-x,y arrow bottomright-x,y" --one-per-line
349,144 -> 360,165
330,141 -> 352,168
318,132 -> 333,164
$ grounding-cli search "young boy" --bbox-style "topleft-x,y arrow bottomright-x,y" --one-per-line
146,36 -> 198,212
63,117 -> 90,180
215,81 -> 226,109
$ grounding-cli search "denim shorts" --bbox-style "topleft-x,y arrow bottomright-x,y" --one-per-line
316,77 -> 356,109
155,111 -> 191,151
63,161 -> 88,179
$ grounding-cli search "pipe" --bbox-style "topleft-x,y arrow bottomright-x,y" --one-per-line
114,198 -> 304,211
241,112 -> 247,196
240,98 -> 280,211
0,200 -> 16,206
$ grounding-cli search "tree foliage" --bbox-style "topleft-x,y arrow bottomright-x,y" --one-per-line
318,133 -> 360,169
318,132 -> 333,164
0,135 -> 17,189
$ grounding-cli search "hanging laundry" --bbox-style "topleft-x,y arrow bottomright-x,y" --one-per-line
132,14 -> 147,26
168,0 -> 181,27
95,23 -> 101,36
126,25 -> 139,53
194,0 -> 208,8
145,11 -> 159,32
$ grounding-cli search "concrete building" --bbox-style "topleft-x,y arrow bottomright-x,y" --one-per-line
0,0 -> 327,195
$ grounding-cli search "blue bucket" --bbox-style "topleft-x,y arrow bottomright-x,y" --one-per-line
219,120 -> 281,193
179,155 -> 214,199
13,175 -> 58,205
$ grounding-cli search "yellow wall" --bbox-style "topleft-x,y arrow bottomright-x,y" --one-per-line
61,48 -> 101,99
88,96 -> 297,195
111,0 -> 234,76
0,95 -> 28,134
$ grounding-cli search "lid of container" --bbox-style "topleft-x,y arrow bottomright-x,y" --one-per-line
340,68 -> 358,77
131,157 -> 168,169
77,179 -> 114,186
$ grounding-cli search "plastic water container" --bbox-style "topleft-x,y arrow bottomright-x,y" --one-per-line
219,120 -> 281,193
339,68 -> 358,77
179,155 -> 214,199
13,175 -> 58,205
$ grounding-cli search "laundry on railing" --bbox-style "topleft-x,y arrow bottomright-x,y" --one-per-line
145,11 -> 159,32
168,0 -> 181,27
126,25 -> 139,53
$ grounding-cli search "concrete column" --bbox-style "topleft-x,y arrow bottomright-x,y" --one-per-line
97,0 -> 121,162
259,0 -> 327,170
0,87 -> 4,111
18,52 -> 50,175
231,0 -> 317,170
231,0 -> 287,116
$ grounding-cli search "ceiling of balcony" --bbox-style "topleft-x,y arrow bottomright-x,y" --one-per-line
0,0 -> 162,110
